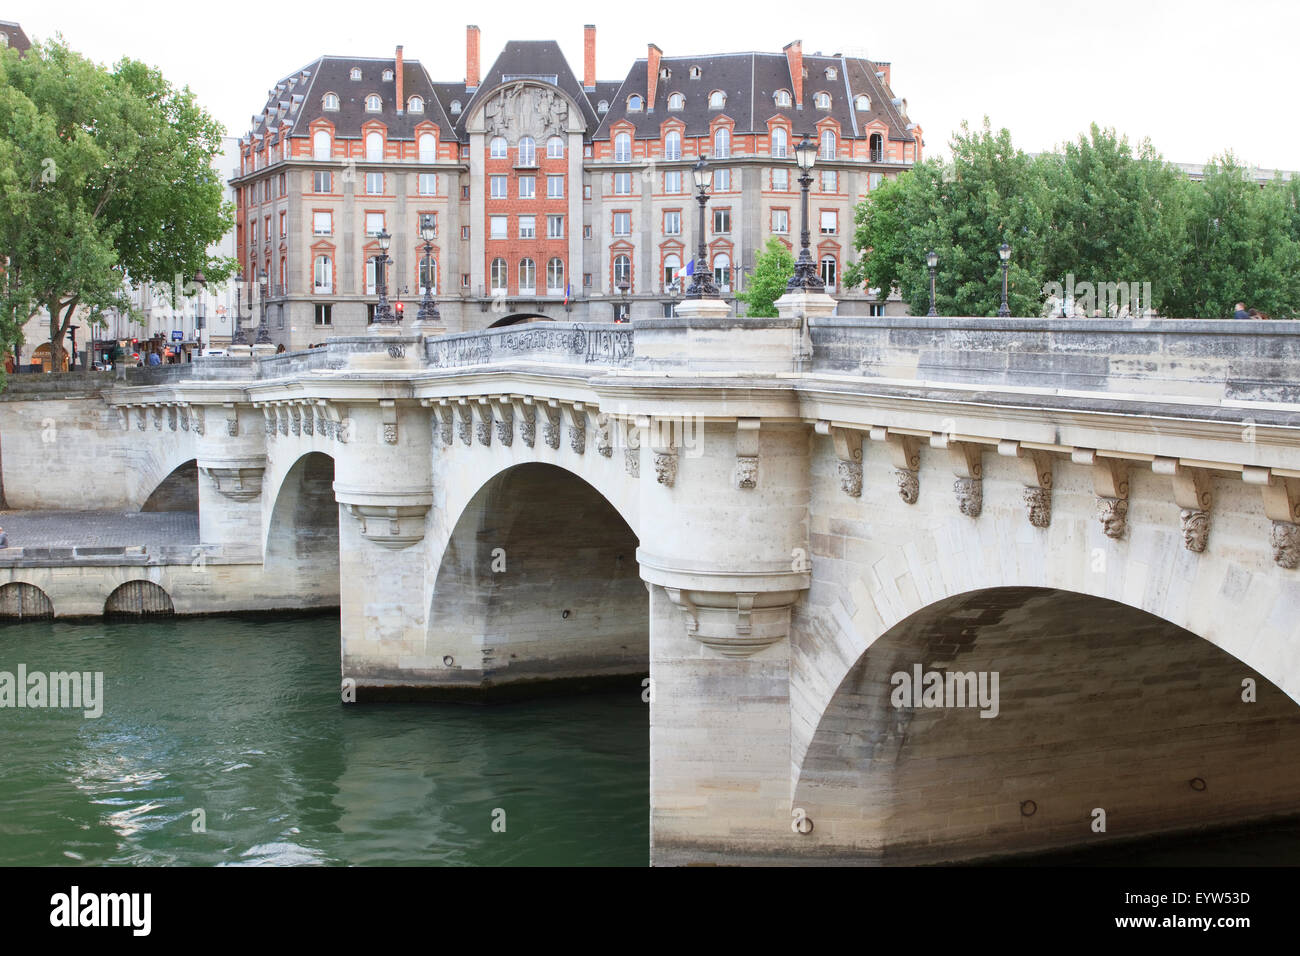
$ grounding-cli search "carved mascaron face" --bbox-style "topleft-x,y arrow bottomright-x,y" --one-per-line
1271,521 -> 1300,569
1181,509 -> 1210,552
1097,497 -> 1128,538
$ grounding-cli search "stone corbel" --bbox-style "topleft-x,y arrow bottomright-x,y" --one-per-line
564,402 -> 587,454
116,406 -> 130,431
1075,448 -> 1130,539
937,437 -> 984,517
465,398 -> 490,447
289,405 -> 302,437
514,398 -> 536,448
871,427 -> 921,504
199,456 -> 267,502
378,399 -> 399,445
999,440 -> 1053,528
179,406 -> 190,432
134,406 -> 147,431
541,400 -> 562,450
1243,466 -> 1300,568
735,418 -> 760,489
191,406 -> 205,436
301,403 -> 314,436
223,403 -> 240,438
335,486 -> 432,551
595,412 -> 613,458
152,405 -> 164,431
622,419 -> 642,476
648,417 -> 678,487
492,396 -> 514,446
166,405 -> 178,432
1153,457 -> 1212,552
455,399 -> 473,446
817,422 -> 863,497
428,399 -> 453,447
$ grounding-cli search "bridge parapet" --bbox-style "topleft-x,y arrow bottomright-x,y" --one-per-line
426,322 -> 634,370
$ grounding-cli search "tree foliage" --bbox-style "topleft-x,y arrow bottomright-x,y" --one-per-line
0,38 -> 234,373
736,236 -> 795,317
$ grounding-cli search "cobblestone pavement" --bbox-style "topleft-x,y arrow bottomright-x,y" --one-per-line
0,510 -> 199,547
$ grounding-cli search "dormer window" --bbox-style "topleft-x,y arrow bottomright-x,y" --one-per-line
774,89 -> 792,108
854,94 -> 871,112
668,92 -> 684,110
689,66 -> 701,79
814,91 -> 831,110
407,95 -> 424,113
450,100 -> 462,115
322,93 -> 340,111
365,94 -> 382,112
382,69 -> 394,82
708,90 -> 726,109
597,100 -> 609,114
350,68 -> 362,81
628,94 -> 644,112
825,67 -> 837,80
659,67 -> 671,79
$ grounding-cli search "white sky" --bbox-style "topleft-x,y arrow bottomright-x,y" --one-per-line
8,0 -> 1297,170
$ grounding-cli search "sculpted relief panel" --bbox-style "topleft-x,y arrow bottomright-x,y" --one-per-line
483,83 -> 569,139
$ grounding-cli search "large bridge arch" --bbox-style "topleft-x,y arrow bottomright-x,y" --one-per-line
263,450 -> 340,607
128,440 -> 201,511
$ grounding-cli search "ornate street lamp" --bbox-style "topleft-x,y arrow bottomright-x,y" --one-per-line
372,229 -> 396,324
416,216 -> 440,324
786,134 -> 826,293
684,156 -> 720,299
230,272 -> 248,345
255,268 -> 272,344
926,250 -> 938,316
617,277 -> 631,322
997,242 -> 1011,318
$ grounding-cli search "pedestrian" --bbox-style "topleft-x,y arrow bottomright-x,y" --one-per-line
1233,302 -> 1251,320
1248,308 -> 1262,320
275,343 -> 286,354
147,350 -> 161,366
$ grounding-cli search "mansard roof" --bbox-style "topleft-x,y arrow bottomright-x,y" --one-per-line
452,40 -> 602,138
0,19 -> 31,52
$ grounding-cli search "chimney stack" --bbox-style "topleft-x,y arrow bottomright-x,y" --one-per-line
646,44 -> 662,111
395,45 -> 404,112
784,39 -> 804,109
583,24 -> 596,91
466,25 -> 481,89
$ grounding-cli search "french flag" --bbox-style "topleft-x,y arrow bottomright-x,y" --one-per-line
564,282 -> 570,306
685,258 -> 695,276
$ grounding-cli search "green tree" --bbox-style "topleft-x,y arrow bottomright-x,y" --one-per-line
0,38 -> 233,375
736,236 -> 796,317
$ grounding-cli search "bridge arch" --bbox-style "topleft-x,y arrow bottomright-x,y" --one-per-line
129,442 -> 200,512
264,450 -> 340,606
0,582 -> 54,620
791,585 -> 1300,862
141,459 -> 199,512
104,580 -> 174,617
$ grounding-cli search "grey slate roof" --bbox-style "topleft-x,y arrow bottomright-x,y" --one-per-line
0,19 -> 31,52
448,40 -> 603,138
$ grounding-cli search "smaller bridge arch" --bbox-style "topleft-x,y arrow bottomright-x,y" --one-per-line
104,581 -> 174,617
0,582 -> 54,620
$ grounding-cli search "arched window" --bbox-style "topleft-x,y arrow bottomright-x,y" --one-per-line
855,94 -> 871,112
825,67 -> 837,80
628,94 -> 643,112
664,130 -> 682,160
490,257 -> 508,294
774,89 -> 792,108
490,136 -> 508,159
365,131 -> 384,162
365,256 -> 379,294
518,136 -> 536,166
689,66 -> 702,79
407,95 -> 424,113
382,69 -> 394,82
597,100 -> 609,114
314,255 -> 332,293
312,129 -> 332,160
668,92 -> 684,110
519,258 -> 536,293
350,68 -> 362,81
814,91 -> 831,110
547,135 -> 565,158
450,100 -> 462,115
547,257 -> 565,293
869,132 -> 883,162
820,129 -> 837,160
419,256 -> 437,295
709,90 -> 726,109
322,93 -> 339,111
365,94 -> 382,112
771,127 -> 788,158
663,254 -> 681,288
613,254 -> 631,289
713,127 -> 730,159
615,132 -> 632,163
820,255 -> 837,291
713,252 -> 731,290
418,132 -> 437,163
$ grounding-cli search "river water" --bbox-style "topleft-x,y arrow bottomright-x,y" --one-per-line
0,615 -> 648,866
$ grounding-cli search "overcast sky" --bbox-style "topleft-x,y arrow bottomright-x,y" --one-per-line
8,0 -> 1297,170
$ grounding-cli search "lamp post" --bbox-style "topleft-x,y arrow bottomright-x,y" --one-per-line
684,156 -> 720,299
372,229 -> 396,325
193,271 -> 207,354
416,216 -> 440,325
786,134 -> 825,293
255,268 -> 272,343
616,277 -> 631,322
230,272 -> 248,345
997,242 -> 1011,318
926,250 -> 938,316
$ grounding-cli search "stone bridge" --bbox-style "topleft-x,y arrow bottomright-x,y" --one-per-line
3,292 -> 1300,864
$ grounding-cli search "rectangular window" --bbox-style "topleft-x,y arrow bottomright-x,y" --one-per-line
461,273 -> 471,289
613,172 -> 632,195
664,210 -> 681,235
366,212 -> 384,236
771,209 -> 789,233
821,170 -> 838,193
490,216 -> 507,239
461,225 -> 470,240
279,211 -> 287,237
264,218 -> 271,241
583,184 -> 592,200
366,172 -> 384,195
418,173 -> 437,195
583,225 -> 592,239
314,304 -> 332,326
519,215 -> 536,238
519,175 -> 536,199
820,210 -> 837,234
772,168 -> 788,191
868,172 -> 883,191
547,175 -> 564,198
313,170 -> 332,193
547,215 -> 564,239
313,211 -> 332,235
664,170 -> 682,193
613,212 -> 631,236
462,184 -> 470,199
584,273 -> 592,287
869,303 -> 885,317
714,168 -> 731,191
490,175 -> 507,199
278,172 -> 287,196
713,208 -> 731,234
